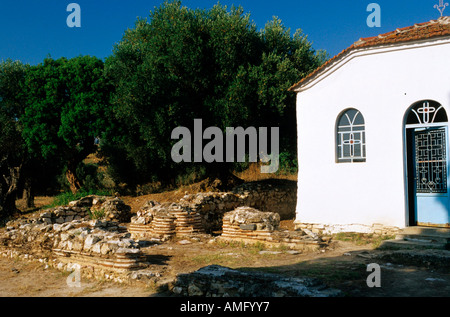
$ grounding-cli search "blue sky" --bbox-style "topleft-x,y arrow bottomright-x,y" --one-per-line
0,0 -> 446,65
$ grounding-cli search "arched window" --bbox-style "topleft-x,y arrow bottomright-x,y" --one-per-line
405,100 -> 447,125
336,109 -> 366,163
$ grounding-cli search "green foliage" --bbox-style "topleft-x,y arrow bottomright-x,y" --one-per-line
0,110 -> 23,161
78,163 -> 106,192
88,208 -> 106,220
55,162 -> 110,193
0,60 -> 29,216
0,60 -> 27,159
103,0 -> 325,184
0,1 -> 325,202
175,165 -> 206,187
0,59 -> 29,118
277,151 -> 298,175
21,56 -> 112,192
48,188 -> 113,208
21,56 -> 109,160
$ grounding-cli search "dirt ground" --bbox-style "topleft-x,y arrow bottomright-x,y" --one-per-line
1,235 -> 449,297
5,187 -> 449,298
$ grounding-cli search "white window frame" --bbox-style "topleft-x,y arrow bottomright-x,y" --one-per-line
337,109 -> 366,163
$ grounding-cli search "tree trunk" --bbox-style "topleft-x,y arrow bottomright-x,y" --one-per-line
0,165 -> 21,219
66,164 -> 81,194
204,163 -> 243,191
1,193 -> 17,216
23,177 -> 35,209
65,138 -> 97,194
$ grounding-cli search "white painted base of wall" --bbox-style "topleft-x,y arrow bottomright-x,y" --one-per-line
294,221 -> 401,236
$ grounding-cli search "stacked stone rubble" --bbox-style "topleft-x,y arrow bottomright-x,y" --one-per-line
150,210 -> 177,237
232,180 -> 297,220
52,220 -> 145,272
39,206 -> 89,225
129,202 -> 205,239
178,180 -> 297,233
129,182 -> 296,237
220,207 -> 325,250
72,195 -> 132,223
221,207 -> 279,241
1,215 -> 146,273
0,196 -> 146,280
38,195 -> 131,225
179,192 -> 240,233
222,206 -> 279,236
171,265 -> 341,297
173,209 -> 204,236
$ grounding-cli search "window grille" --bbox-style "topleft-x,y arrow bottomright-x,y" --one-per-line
405,100 -> 448,194
337,109 -> 366,163
406,100 -> 447,125
414,128 -> 447,193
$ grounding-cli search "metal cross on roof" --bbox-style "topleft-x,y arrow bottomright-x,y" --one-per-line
435,0 -> 449,17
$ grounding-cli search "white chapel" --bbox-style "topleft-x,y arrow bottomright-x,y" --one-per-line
289,16 -> 450,233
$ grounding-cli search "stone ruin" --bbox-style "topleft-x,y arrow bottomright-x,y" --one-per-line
128,201 -> 325,250
128,201 -> 205,239
151,179 -> 297,234
0,195 -> 145,283
220,206 -> 325,250
127,182 -> 322,251
39,195 -> 131,225
172,265 -> 341,297
0,181 -> 331,294
231,180 -> 297,220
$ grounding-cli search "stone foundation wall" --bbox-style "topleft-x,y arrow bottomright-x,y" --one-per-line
219,207 -> 325,250
0,248 -> 147,285
221,206 -> 280,241
38,195 -> 131,225
179,180 -> 297,233
171,265 -> 341,297
294,222 -> 401,236
0,197 -> 146,285
129,202 -> 325,250
0,183 -> 298,287
129,202 -> 205,239
232,180 -> 297,220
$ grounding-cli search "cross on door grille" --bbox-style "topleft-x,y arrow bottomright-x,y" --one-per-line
415,128 -> 447,193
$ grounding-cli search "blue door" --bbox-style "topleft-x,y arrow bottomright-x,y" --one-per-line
413,127 -> 450,227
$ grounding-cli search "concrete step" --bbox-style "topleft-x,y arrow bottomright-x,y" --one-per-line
400,226 -> 450,237
379,226 -> 450,250
396,235 -> 450,244
397,226 -> 450,244
379,239 -> 449,250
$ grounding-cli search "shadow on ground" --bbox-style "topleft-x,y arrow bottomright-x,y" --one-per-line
154,247 -> 450,297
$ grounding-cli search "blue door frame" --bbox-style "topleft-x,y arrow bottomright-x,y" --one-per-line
406,125 -> 450,227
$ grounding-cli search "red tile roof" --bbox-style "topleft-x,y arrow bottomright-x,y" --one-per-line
289,16 -> 450,91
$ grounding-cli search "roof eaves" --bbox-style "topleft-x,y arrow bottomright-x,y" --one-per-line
288,16 -> 450,92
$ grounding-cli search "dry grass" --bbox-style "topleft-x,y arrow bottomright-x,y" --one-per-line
234,162 -> 297,182
121,190 -> 189,214
13,161 -> 297,216
15,196 -> 55,216
83,152 -> 102,165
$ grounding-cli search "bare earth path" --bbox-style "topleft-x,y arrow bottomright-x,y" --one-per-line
0,256 -> 155,297
1,238 -> 449,297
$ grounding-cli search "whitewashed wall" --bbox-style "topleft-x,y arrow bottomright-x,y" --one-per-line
295,38 -> 450,229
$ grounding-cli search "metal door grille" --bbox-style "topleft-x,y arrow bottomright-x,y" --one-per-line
415,128 -> 447,193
